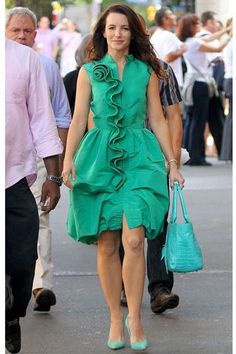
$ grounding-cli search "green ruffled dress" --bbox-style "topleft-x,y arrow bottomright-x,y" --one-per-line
67,54 -> 169,244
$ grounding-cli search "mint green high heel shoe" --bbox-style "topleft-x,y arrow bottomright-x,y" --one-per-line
125,316 -> 148,350
107,339 -> 125,350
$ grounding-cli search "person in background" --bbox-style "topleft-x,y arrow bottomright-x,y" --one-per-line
62,4 -> 184,350
57,20 -> 82,77
34,16 -> 59,60
5,7 -> 71,312
199,12 -> 226,93
150,7 -> 187,90
220,18 -> 233,162
63,34 -> 92,116
178,14 -> 232,166
5,38 -> 63,353
198,11 -> 226,158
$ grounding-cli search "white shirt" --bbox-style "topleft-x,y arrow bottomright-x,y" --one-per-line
151,28 -> 184,87
198,29 -> 222,74
183,37 -> 210,82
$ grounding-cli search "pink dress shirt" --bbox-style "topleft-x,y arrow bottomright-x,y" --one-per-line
5,39 -> 63,189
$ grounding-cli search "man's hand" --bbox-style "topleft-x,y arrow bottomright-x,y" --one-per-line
40,180 -> 61,214
42,155 -> 61,213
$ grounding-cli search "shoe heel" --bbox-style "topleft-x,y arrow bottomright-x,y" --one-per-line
125,316 -> 130,335
125,316 -> 148,351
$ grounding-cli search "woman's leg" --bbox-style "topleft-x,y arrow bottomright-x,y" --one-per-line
122,216 -> 146,342
97,230 -> 124,342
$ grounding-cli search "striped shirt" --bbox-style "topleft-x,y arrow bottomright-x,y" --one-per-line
159,59 -> 182,114
145,59 -> 182,129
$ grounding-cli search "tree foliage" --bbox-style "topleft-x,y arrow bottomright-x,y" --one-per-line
5,0 -> 150,26
101,0 -> 126,12
5,0 -> 92,20
6,0 -> 54,19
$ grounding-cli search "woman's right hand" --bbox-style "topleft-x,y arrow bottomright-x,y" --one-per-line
168,163 -> 185,189
62,160 -> 76,190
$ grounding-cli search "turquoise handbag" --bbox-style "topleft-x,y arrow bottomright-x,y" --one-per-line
162,182 -> 203,273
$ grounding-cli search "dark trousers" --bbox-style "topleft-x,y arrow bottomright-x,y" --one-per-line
208,60 -> 225,155
6,178 -> 39,320
213,60 -> 225,92
208,95 -> 224,155
185,81 -> 209,163
147,213 -> 173,300
220,78 -> 233,161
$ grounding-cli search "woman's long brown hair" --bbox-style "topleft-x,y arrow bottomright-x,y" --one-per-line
86,4 -> 166,80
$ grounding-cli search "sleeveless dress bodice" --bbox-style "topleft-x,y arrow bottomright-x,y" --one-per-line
67,54 -> 169,244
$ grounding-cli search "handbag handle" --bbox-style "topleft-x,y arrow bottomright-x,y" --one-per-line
170,182 -> 191,223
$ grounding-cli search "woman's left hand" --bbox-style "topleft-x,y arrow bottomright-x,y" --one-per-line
168,164 -> 185,189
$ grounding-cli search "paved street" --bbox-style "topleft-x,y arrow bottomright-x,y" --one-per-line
8,158 -> 232,354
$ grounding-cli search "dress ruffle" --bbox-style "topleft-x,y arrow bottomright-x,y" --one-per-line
93,63 -> 126,190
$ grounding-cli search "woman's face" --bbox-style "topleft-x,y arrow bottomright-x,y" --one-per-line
103,12 -> 132,53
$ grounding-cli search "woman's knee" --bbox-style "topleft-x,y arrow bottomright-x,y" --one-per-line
98,232 -> 119,258
125,234 -> 144,254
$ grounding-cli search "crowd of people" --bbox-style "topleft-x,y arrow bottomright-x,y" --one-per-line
5,3 -> 232,353
33,14 -> 83,77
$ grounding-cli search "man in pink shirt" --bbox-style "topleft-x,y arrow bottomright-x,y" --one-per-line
5,7 -> 71,313
5,38 -> 63,353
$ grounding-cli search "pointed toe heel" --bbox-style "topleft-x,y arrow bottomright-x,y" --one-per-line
130,339 -> 148,350
125,316 -> 148,351
107,339 -> 125,350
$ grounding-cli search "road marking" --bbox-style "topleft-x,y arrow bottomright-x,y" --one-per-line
54,270 -> 232,277
54,271 -> 98,276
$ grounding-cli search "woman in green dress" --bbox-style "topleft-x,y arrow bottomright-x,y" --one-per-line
62,4 -> 184,350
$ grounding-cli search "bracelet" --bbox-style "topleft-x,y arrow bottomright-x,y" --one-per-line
167,159 -> 177,165
47,175 -> 63,186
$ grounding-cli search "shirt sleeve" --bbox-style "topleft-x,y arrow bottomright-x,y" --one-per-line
160,63 -> 182,108
164,33 -> 182,54
27,51 -> 63,158
49,60 -> 72,128
192,37 -> 203,51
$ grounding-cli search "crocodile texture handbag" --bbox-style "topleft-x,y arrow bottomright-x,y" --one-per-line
162,183 -> 203,273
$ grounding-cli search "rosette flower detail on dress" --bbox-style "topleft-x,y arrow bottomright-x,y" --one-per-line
92,63 -> 127,190
92,63 -> 111,82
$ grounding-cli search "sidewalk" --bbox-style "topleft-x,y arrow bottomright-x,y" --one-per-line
9,158 -> 232,354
